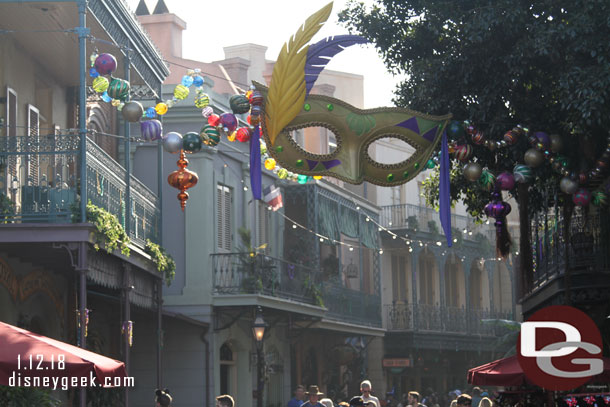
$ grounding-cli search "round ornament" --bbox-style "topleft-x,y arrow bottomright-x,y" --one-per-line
121,101 -> 144,123
524,148 -> 544,167
446,121 -> 465,139
89,67 -> 99,78
278,168 -> 288,179
572,188 -> 591,206
559,177 -> 578,194
102,92 -> 113,103
163,132 -> 183,153
454,144 -> 473,161
425,159 -> 436,169
200,124 -> 220,147
155,102 -> 169,116
472,131 -> 485,145
145,107 -> 157,118
479,171 -> 496,191
248,91 -> 263,106
496,171 -> 515,190
248,115 -> 261,126
229,94 -> 251,114
592,191 -> 608,206
534,132 -> 550,150
140,119 -> 163,141
236,127 -> 252,143
195,93 -> 210,109
463,162 -> 482,182
192,75 -> 204,87
264,158 -> 276,171
513,164 -> 533,184
106,78 -> 130,101
208,114 -> 221,127
201,106 -> 214,117
297,175 -> 308,184
181,75 -> 194,87
173,84 -> 189,100
503,130 -> 519,145
220,113 -> 238,133
183,132 -> 203,153
549,134 -> 563,153
94,53 -> 117,75
92,76 -> 109,93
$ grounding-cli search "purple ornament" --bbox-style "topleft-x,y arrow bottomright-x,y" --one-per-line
219,113 -> 238,133
572,188 -> 591,206
496,171 -> 515,190
94,53 -> 117,76
485,191 -> 512,219
534,131 -> 550,150
140,119 -> 163,141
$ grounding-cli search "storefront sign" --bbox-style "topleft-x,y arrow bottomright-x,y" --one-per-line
383,358 -> 410,368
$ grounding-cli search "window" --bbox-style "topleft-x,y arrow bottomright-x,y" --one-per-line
219,342 -> 235,396
6,87 -> 17,194
217,185 -> 232,251
27,104 -> 40,185
391,254 -> 408,302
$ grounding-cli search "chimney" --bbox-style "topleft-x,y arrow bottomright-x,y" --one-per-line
222,44 -> 268,85
135,0 -> 150,16
137,1 -> 186,58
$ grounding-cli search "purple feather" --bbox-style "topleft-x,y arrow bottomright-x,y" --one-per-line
305,35 -> 368,95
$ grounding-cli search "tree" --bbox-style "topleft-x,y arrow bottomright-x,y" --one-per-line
339,0 -> 610,288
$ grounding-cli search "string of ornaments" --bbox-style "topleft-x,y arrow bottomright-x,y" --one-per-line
88,52 -> 320,210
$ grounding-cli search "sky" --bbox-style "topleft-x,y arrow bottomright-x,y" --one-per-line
127,0 -> 404,108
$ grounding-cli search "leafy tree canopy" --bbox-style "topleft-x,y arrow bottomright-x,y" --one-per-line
339,0 -> 610,218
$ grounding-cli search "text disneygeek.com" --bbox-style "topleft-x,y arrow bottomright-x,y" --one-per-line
9,371 -> 135,390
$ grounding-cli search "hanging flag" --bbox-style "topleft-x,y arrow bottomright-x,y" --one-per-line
263,184 -> 283,211
439,130 -> 452,247
250,126 -> 262,200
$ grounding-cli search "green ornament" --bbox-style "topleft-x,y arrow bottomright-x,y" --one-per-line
275,146 -> 284,153
479,170 -> 496,191
106,78 -> 130,101
229,94 -> 250,114
414,162 -> 420,169
387,174 -> 395,182
303,103 -> 311,111
425,159 -> 436,169
327,103 -> 334,111
403,170 -> 409,178
592,191 -> 607,206
297,174 -> 308,184
296,159 -> 304,167
183,132 -> 202,153
200,124 -> 220,147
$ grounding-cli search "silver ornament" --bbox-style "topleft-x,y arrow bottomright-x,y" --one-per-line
549,134 -> 563,153
524,148 -> 544,168
559,177 -> 578,194
463,162 -> 482,182
122,101 -> 144,123
163,131 -> 183,153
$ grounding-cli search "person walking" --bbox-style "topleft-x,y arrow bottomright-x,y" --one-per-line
360,380 -> 381,407
216,395 -> 235,407
155,389 -> 173,407
288,385 -> 306,407
302,385 -> 325,407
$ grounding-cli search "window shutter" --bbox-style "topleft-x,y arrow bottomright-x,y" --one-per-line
223,187 -> 232,250
27,105 -> 40,185
217,184 -> 232,251
6,88 -> 17,189
217,185 -> 223,249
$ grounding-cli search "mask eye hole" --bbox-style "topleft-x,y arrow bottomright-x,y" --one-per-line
366,136 -> 418,168
285,125 -> 340,159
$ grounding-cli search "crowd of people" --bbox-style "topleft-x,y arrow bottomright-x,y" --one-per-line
153,382 -> 495,407
287,383 -> 495,407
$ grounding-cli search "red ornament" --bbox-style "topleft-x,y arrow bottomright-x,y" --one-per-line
248,90 -> 263,106
167,150 -> 199,211
472,131 -> 485,145
248,115 -> 261,126
207,114 -> 221,127
236,127 -> 252,143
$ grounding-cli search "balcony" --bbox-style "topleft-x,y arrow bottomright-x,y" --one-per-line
0,136 -> 159,247
385,302 -> 513,335
211,252 -> 381,328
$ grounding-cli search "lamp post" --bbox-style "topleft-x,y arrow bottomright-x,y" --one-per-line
252,306 -> 267,407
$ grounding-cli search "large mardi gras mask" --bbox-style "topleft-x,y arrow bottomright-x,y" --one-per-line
258,2 -> 451,186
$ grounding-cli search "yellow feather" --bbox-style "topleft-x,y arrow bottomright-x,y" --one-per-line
265,2 -> 333,145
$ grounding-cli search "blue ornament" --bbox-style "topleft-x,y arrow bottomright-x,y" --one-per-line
101,92 -> 112,103
145,107 -> 157,118
89,67 -> 99,78
297,175 -> 308,184
192,75 -> 204,87
181,75 -> 194,87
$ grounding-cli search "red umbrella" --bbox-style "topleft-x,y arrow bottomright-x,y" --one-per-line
0,320 -> 126,387
468,355 -> 610,386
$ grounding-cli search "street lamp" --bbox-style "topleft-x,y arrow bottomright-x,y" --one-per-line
252,307 -> 267,407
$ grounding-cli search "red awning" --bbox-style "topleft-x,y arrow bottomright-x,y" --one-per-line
468,355 -> 610,386
0,320 -> 126,387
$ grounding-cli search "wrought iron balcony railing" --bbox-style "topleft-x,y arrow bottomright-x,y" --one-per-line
385,302 -> 513,335
211,252 -> 382,327
0,136 -> 159,247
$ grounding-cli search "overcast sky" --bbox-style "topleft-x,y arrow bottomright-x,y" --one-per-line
127,0 -> 404,108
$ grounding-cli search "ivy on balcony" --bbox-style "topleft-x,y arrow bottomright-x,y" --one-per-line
145,239 -> 176,287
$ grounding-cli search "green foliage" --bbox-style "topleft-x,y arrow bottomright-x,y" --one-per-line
304,274 -> 325,307
82,201 -> 130,256
145,239 -> 176,286
0,387 -> 60,407
427,219 -> 439,235
340,0 -> 610,217
406,215 -> 419,231
0,193 -> 14,221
